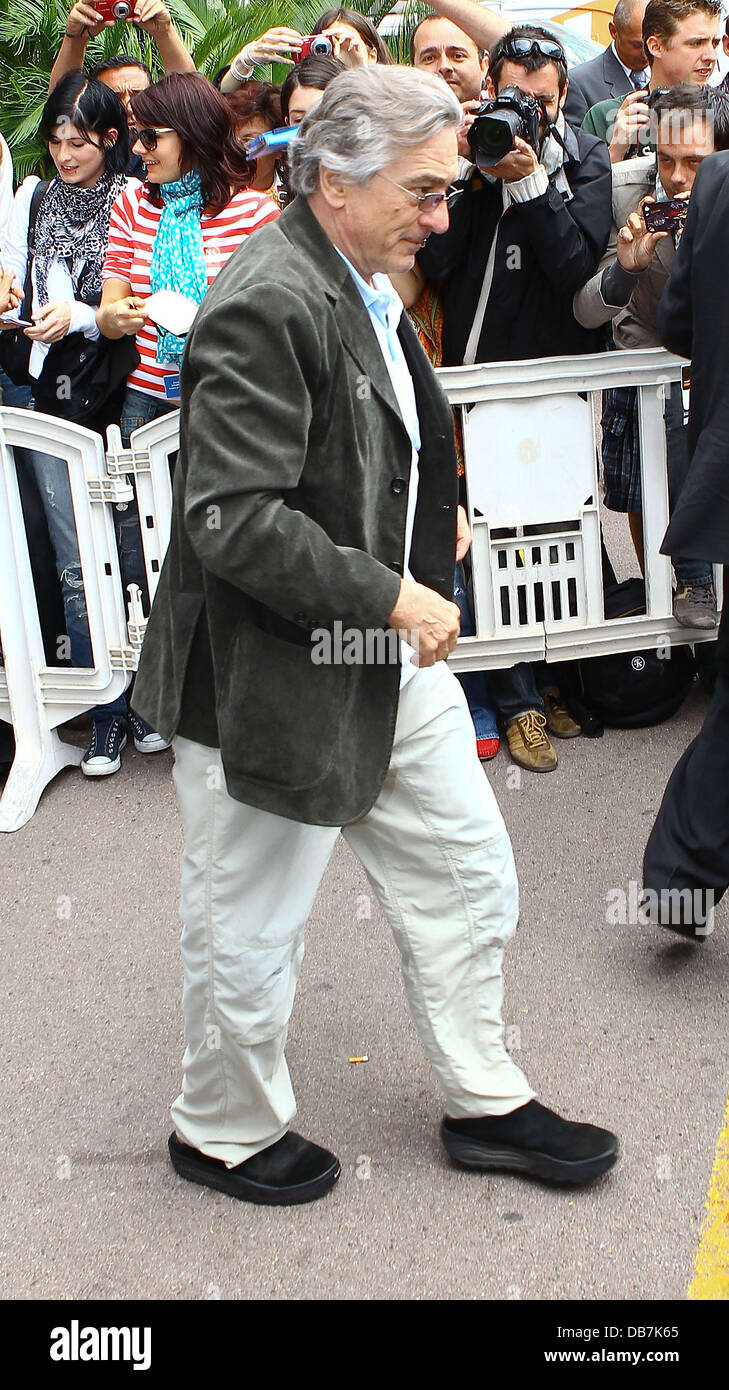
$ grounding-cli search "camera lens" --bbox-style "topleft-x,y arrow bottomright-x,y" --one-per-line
311,36 -> 334,56
468,109 -> 523,166
113,1 -> 132,16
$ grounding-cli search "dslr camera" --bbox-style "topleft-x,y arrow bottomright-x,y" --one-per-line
468,86 -> 544,168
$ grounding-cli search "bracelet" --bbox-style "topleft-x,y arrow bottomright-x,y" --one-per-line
230,46 -> 255,81
64,25 -> 89,37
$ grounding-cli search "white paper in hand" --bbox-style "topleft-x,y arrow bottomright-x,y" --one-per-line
145,290 -> 199,336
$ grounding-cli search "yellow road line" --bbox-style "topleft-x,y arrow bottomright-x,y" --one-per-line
687,1094 -> 729,1300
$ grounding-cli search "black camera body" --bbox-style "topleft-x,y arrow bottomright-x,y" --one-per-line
468,86 -> 544,168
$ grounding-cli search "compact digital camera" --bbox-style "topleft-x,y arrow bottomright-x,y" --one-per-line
95,0 -> 136,20
468,86 -> 544,168
299,34 -> 334,59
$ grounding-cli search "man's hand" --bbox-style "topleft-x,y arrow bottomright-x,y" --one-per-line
458,98 -> 482,161
608,88 -> 650,163
63,1 -> 111,38
455,504 -> 471,561
387,578 -> 461,667
133,0 -> 172,36
486,135 -> 540,183
24,301 -> 72,343
616,197 -> 669,272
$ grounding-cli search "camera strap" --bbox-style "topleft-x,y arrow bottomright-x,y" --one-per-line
463,186 -> 508,366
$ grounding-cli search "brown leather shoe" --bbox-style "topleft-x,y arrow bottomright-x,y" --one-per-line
505,710 -> 558,773
542,686 -> 581,739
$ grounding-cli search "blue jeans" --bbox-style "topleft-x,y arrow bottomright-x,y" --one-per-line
0,369 -> 32,409
21,445 -> 126,719
665,382 -> 713,589
117,387 -> 179,616
453,563 -> 499,743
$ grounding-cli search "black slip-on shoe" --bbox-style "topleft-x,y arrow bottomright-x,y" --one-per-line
441,1099 -> 619,1186
168,1130 -> 341,1206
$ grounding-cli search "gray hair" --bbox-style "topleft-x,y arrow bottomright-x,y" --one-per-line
613,0 -> 642,32
288,64 -> 462,197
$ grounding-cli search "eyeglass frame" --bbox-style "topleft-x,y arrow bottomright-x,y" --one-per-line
500,37 -> 566,63
375,172 -> 464,211
129,126 -> 176,152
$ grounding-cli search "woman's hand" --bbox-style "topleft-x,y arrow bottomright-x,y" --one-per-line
63,1 -> 112,38
241,27 -> 304,67
24,301 -> 73,343
0,268 -> 22,316
98,295 -> 148,337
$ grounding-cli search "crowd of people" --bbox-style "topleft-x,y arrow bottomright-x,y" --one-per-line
0,0 -> 726,779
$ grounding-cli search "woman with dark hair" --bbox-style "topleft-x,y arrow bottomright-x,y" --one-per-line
98,72 -> 279,431
311,8 -> 394,65
1,71 -> 143,775
220,6 -> 391,94
280,54 -> 345,126
223,81 -> 285,204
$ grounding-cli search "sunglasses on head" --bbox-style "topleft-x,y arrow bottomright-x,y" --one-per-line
129,126 -> 175,151
502,37 -> 565,62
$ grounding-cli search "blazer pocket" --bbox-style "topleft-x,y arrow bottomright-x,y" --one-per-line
217,620 -> 345,791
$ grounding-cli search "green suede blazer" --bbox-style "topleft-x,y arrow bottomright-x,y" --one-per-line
133,194 -> 459,825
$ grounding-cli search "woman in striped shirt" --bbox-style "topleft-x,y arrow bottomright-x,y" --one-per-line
98,71 -> 280,438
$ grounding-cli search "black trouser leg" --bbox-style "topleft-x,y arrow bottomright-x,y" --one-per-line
643,570 -> 729,928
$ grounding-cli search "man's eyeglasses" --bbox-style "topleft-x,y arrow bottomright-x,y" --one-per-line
129,127 -> 175,151
376,172 -> 463,211
501,37 -> 565,62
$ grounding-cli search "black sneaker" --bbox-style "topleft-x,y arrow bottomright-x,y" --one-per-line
127,707 -> 171,754
673,583 -> 717,630
81,717 -> 127,778
168,1130 -> 341,1206
442,1099 -> 619,1185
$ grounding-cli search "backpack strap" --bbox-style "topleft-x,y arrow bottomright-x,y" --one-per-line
19,178 -> 50,321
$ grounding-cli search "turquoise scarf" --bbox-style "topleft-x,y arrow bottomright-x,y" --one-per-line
149,168 -> 207,366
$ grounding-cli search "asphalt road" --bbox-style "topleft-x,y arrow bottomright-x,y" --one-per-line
1,526 -> 728,1303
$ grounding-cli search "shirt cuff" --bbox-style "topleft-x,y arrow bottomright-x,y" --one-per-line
506,164 -> 549,202
69,301 -> 100,339
601,261 -> 641,309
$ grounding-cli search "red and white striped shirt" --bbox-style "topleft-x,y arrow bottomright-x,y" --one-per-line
102,182 -> 280,399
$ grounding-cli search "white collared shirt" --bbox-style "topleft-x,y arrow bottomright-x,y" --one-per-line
611,41 -> 649,89
336,249 -> 422,686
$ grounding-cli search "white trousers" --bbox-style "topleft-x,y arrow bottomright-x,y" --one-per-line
171,662 -> 534,1166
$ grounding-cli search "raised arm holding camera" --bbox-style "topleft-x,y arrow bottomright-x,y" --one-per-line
49,0 -> 195,94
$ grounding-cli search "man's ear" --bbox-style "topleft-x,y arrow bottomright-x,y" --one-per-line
318,162 -> 349,209
609,21 -> 617,43
646,34 -> 662,62
485,74 -> 497,99
558,77 -> 568,112
722,33 -> 729,57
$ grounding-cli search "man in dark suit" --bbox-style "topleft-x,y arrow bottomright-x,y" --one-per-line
644,149 -> 729,936
564,0 -> 649,127
133,65 -> 618,1205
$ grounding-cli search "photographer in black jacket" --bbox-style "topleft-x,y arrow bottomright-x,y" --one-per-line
411,25 -> 612,773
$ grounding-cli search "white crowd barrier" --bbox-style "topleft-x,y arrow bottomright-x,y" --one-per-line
0,347 -> 719,830
440,347 -> 721,672
0,407 -> 177,831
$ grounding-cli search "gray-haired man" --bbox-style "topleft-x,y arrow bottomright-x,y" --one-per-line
134,65 -> 619,1204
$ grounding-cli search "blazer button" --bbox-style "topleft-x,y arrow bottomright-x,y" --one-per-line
294,611 -> 307,625
389,561 -> 403,574
391,477 -> 407,496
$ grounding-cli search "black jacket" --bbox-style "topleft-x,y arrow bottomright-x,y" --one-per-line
562,45 -> 633,128
418,124 -> 612,366
133,195 -> 458,826
658,150 -> 729,565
